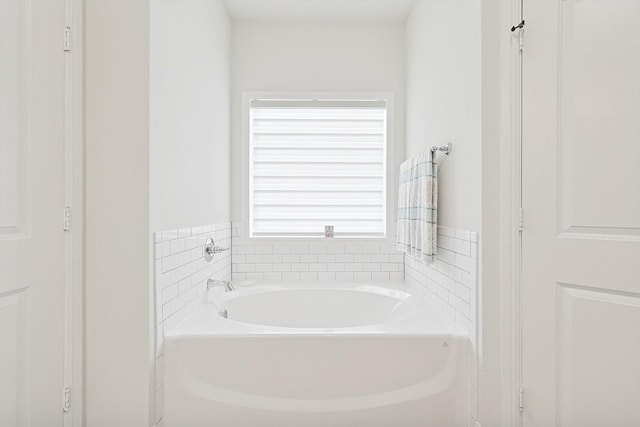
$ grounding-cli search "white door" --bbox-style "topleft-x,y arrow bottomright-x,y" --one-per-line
0,0 -> 68,425
522,1 -> 640,426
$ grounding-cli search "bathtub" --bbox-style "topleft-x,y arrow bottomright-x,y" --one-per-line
163,281 -> 469,427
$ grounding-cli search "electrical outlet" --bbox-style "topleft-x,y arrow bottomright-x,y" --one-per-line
324,225 -> 334,238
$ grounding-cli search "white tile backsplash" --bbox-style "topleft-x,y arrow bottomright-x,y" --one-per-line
154,224 -> 231,336
405,226 -> 478,340
231,223 -> 404,281
152,222 -> 231,427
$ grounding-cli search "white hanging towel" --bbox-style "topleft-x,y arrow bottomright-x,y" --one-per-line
396,150 -> 438,264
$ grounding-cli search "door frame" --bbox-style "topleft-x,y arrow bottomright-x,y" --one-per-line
497,0 -> 525,425
63,0 -> 84,425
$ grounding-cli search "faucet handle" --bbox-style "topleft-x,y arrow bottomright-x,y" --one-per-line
204,237 -> 229,261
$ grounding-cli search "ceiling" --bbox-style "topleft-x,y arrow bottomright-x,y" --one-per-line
223,0 -> 416,23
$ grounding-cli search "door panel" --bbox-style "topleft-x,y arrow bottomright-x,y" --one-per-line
522,1 -> 640,426
0,289 -> 29,426
0,0 -> 29,238
558,0 -> 640,235
557,284 -> 640,427
0,0 -> 67,425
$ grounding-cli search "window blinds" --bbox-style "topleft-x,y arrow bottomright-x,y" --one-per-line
249,99 -> 387,238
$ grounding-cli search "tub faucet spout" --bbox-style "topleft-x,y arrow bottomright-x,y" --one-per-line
207,279 -> 235,292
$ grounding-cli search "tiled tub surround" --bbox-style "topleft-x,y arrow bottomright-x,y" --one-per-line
153,223 -> 232,427
404,226 -> 479,427
231,223 -> 404,282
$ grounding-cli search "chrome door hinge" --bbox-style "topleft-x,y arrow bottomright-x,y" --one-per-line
519,386 -> 524,412
64,26 -> 71,52
511,20 -> 525,51
63,206 -> 71,231
517,208 -> 524,232
63,387 -> 71,412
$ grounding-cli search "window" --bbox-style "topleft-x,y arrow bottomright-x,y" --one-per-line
248,96 -> 389,238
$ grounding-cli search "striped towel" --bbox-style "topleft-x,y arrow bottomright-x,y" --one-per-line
396,150 -> 438,264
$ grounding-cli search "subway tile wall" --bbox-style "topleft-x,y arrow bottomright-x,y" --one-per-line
152,223 -> 232,427
404,226 -> 478,340
404,225 -> 479,427
231,223 -> 404,281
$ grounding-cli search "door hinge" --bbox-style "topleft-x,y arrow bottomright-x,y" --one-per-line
63,387 -> 71,412
511,20 -> 525,51
517,208 -> 524,232
519,385 -> 524,412
63,206 -> 71,231
64,26 -> 71,52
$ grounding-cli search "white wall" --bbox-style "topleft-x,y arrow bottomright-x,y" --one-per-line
86,1 -> 232,425
405,3 -> 483,424
150,0 -> 231,231
149,1 -> 231,424
405,0 -> 482,232
85,1 -> 152,425
230,22 -> 406,224
480,1 -> 516,425
480,1 -> 502,422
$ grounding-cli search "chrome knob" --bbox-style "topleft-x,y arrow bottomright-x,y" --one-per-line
203,237 -> 229,262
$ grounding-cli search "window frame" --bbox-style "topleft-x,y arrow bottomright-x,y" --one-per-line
241,91 -> 395,242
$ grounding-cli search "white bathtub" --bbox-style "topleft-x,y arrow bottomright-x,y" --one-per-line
164,281 -> 469,427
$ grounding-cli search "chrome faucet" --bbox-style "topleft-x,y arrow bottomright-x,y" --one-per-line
207,279 -> 235,292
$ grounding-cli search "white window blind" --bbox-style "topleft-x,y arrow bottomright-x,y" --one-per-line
249,98 -> 387,238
